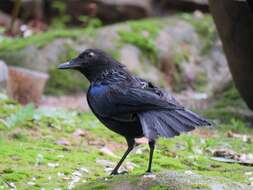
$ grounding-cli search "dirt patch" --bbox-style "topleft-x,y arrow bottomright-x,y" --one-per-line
40,94 -> 89,111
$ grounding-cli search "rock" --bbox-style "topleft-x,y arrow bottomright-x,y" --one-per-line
152,0 -> 209,15
0,39 -> 74,72
66,0 -> 151,24
47,163 -> 59,168
7,66 -> 49,106
75,170 -> 253,190
0,60 -> 8,90
72,129 -> 89,137
201,45 -> 231,94
119,45 -> 163,85
57,139 -> 71,146
76,22 -> 166,87
0,15 -> 229,100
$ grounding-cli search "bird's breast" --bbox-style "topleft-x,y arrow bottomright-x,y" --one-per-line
87,84 -> 112,117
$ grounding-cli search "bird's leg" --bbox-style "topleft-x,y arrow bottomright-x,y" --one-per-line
110,138 -> 135,175
146,140 -> 155,173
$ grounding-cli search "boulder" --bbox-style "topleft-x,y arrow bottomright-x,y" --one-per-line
0,15 -> 229,98
75,170 -> 252,190
0,60 -> 8,90
66,0 -> 152,24
7,66 -> 49,106
152,0 -> 209,15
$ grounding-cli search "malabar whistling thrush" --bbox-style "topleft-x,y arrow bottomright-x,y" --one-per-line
58,49 -> 211,175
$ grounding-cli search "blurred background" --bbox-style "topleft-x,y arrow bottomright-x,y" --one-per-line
0,0 -> 253,189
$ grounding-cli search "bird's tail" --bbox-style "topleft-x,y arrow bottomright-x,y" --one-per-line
138,109 -> 211,140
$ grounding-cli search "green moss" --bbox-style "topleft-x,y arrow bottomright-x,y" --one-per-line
0,29 -> 86,52
179,14 -> 216,54
203,82 -> 248,122
107,49 -> 120,60
50,1 -> 70,29
150,186 -> 169,190
215,82 -> 245,108
190,183 -> 211,190
0,95 -> 253,189
164,46 -> 191,92
170,65 -> 185,92
192,71 -> 208,92
118,19 -> 164,65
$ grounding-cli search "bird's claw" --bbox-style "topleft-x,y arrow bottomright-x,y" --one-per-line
144,170 -> 153,175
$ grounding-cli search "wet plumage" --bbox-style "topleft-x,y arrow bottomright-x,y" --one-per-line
58,48 -> 211,175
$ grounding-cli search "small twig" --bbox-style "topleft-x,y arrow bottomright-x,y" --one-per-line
0,174 -> 14,189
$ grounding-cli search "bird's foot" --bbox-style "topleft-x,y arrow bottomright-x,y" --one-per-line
144,170 -> 153,175
143,170 -> 156,179
110,170 -> 128,176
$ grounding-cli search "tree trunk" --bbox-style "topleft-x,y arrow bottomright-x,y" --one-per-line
208,0 -> 253,110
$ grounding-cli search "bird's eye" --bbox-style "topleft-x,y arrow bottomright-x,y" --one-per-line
87,52 -> 95,58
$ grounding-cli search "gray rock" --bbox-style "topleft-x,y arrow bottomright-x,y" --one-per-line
201,45 -> 231,94
156,171 -> 252,190
0,39 -> 74,72
119,45 -> 163,85
0,60 -> 8,90
0,15 -> 229,98
75,170 -> 253,190
66,0 -> 151,24
83,23 -> 165,86
7,66 -> 49,105
152,0 -> 209,15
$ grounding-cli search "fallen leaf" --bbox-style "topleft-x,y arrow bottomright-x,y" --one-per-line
72,129 -> 88,137
57,139 -> 70,146
48,163 -> 59,168
211,148 -> 253,166
227,131 -> 252,143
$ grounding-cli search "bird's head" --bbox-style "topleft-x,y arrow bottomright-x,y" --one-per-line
58,49 -> 112,70
58,49 -> 124,81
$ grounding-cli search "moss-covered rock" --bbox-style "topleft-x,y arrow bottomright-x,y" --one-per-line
0,14 -> 226,95
76,171 -> 252,190
203,81 -> 253,123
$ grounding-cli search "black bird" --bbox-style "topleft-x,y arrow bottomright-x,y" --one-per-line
58,49 -> 211,175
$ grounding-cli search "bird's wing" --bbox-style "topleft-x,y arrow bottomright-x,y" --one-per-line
104,84 -> 183,116
133,76 -> 181,105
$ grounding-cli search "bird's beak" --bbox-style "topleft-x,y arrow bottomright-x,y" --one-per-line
58,58 -> 81,70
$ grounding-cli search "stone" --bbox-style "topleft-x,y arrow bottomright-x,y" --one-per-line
0,15 -> 230,102
152,0 -> 209,15
0,60 -> 8,90
75,170 -> 253,190
66,0 -> 151,24
7,66 -> 49,106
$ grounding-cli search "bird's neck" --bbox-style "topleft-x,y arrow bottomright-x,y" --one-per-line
79,65 -> 127,83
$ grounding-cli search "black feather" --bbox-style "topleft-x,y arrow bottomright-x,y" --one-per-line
59,48 -> 213,174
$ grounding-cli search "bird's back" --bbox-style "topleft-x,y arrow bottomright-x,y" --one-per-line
87,67 -> 210,140
86,70 -> 144,138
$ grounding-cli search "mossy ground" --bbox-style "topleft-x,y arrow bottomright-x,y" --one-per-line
0,92 -> 253,189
